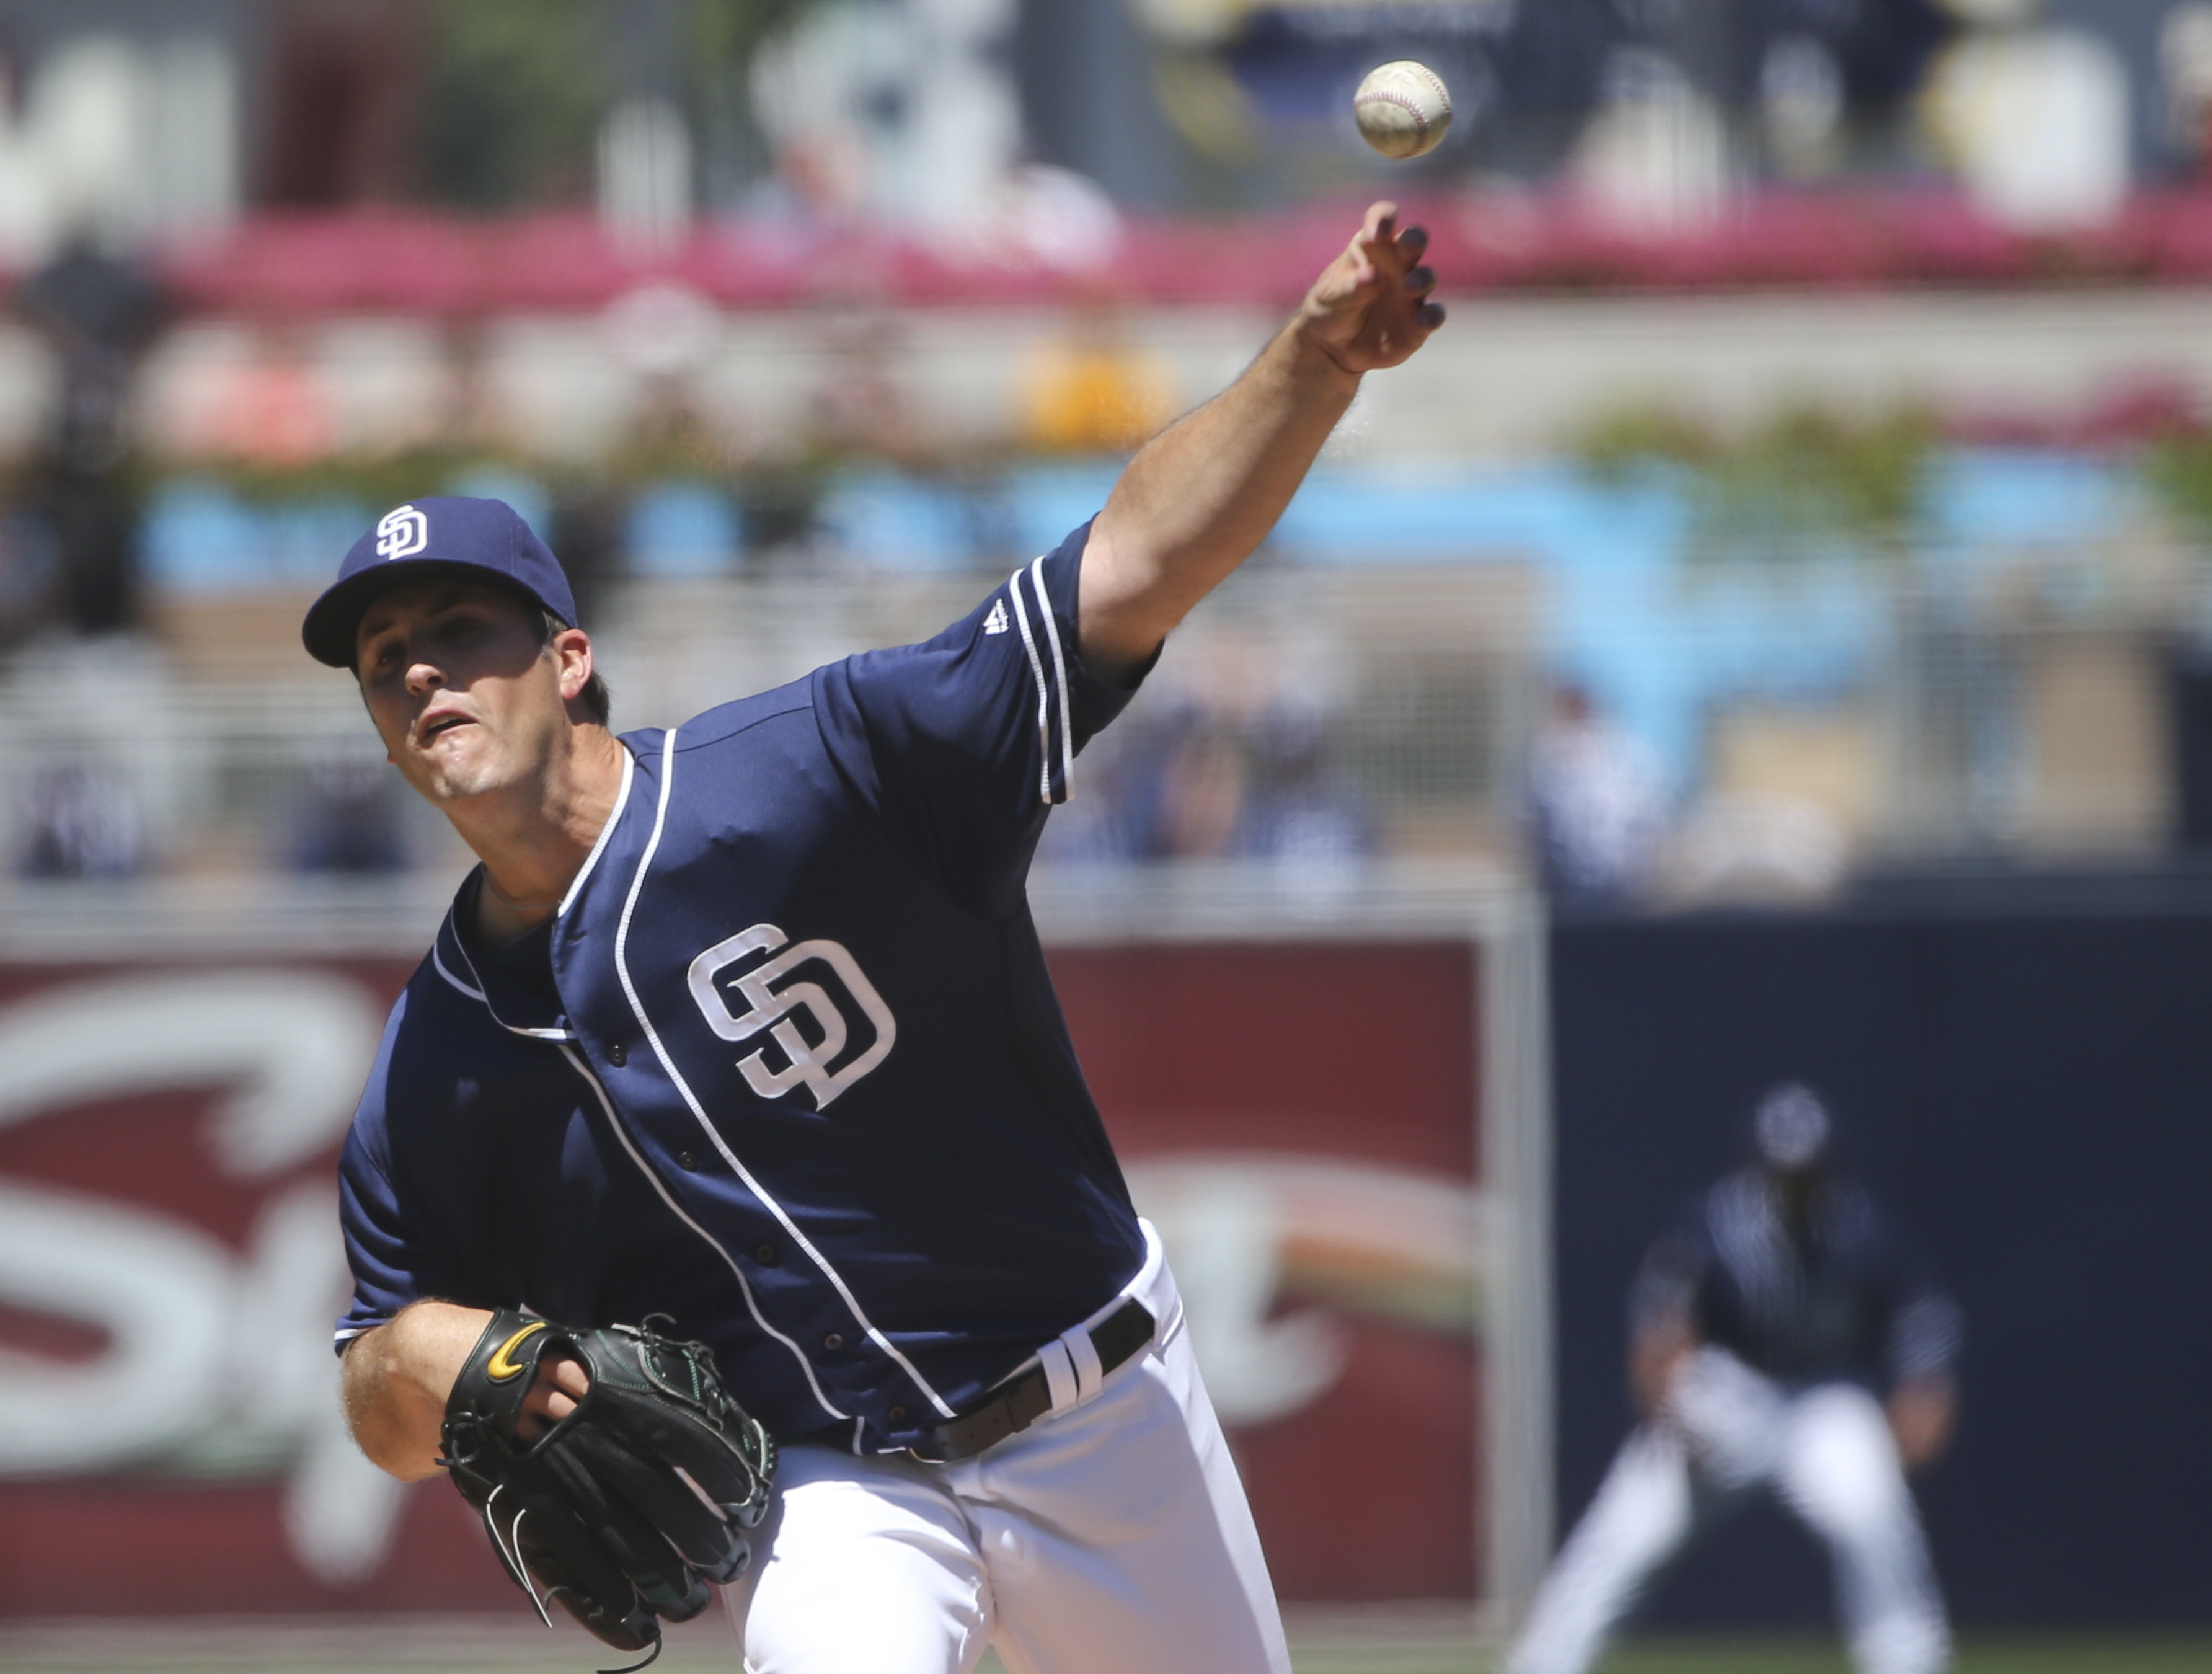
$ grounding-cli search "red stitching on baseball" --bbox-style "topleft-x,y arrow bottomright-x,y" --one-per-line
1356,89 -> 1429,138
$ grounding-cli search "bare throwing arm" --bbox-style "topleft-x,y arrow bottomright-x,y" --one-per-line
1078,202 -> 1442,683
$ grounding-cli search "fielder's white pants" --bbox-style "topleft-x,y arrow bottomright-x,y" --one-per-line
1505,1350 -> 1950,1674
731,1224 -> 1290,1674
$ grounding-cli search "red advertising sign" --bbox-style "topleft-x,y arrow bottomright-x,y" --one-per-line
0,959 -> 486,1614
1057,941 -> 1483,1603
0,937 -> 1489,1615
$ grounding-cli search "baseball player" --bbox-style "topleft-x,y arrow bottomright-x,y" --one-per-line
322,204 -> 1441,1674
1504,1084 -> 1961,1674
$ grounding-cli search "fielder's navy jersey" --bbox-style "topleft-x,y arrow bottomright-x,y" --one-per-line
336,523 -> 1152,1452
1630,1169 -> 1962,1391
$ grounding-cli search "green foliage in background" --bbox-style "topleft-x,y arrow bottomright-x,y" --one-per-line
418,0 -> 610,209
197,437 -> 733,515
415,0 -> 828,213
1574,402 -> 1939,565
2139,430 -> 2212,551
194,445 -> 535,512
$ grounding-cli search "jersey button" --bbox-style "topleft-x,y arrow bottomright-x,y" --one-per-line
823,1332 -> 844,1351
608,1042 -> 627,1067
754,1242 -> 780,1265
677,1150 -> 698,1171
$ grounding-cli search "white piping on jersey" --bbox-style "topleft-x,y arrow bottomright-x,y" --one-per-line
559,746 -> 634,917
425,750 -> 634,1038
1029,554 -> 1076,800
1006,566 -> 1052,805
558,1042 -> 849,1425
1006,563 -> 1066,807
612,727 -> 958,1420
431,913 -> 577,1042
430,937 -> 486,1003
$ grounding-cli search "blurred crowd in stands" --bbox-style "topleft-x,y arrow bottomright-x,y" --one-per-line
6,1 -> 2212,907
0,232 -> 1393,889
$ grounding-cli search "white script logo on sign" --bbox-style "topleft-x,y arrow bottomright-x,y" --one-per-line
1121,1153 -> 1485,1426
0,971 -> 396,1585
686,923 -> 896,1109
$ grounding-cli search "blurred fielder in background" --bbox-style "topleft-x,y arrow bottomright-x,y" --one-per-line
1506,1084 -> 1961,1674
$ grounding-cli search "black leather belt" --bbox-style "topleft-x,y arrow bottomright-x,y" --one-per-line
909,1297 -> 1156,1464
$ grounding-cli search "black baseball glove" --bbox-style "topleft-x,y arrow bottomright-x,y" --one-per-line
438,1309 -> 777,1672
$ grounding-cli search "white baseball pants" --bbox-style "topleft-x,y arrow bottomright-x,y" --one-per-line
1505,1350 -> 1950,1674
730,1228 -> 1291,1674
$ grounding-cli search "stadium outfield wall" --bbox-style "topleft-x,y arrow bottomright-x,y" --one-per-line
1552,887 -> 2212,1629
0,867 -> 1551,1626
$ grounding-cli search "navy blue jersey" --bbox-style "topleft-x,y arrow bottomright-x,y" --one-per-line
336,525 -> 1152,1452
1629,1168 -> 1962,1391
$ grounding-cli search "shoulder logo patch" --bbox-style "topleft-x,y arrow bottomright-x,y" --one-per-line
685,924 -> 896,1110
984,597 -> 1009,636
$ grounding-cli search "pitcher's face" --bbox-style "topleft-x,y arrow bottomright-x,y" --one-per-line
355,578 -> 573,808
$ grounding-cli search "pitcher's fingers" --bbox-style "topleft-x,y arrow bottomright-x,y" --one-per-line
1361,200 -> 1398,241
1362,220 -> 1423,288
548,1357 -> 591,1401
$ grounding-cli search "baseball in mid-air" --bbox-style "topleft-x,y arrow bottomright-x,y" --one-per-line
1353,61 -> 1452,160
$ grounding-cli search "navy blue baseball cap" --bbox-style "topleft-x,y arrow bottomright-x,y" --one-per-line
302,496 -> 578,669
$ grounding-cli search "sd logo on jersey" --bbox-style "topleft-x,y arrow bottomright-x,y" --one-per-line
685,924 -> 895,1110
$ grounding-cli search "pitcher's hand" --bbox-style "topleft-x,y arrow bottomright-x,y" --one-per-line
518,1353 -> 591,1439
1293,202 -> 1444,376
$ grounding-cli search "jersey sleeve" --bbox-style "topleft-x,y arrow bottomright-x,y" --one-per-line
1870,1207 -> 1964,1385
332,996 -> 461,1353
1627,1210 -> 1710,1336
813,519 -> 1148,918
